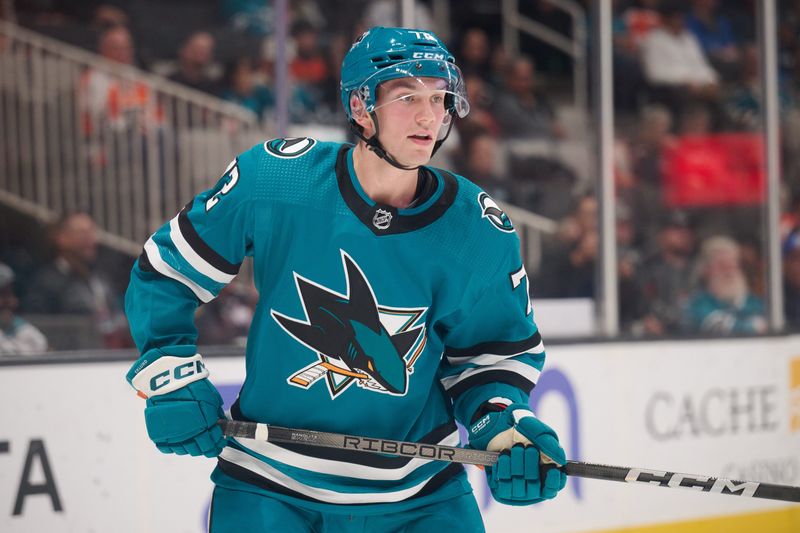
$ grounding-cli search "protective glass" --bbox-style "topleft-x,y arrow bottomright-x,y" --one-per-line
356,59 -> 470,122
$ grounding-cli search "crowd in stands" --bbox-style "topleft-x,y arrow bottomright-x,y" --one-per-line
2,0 -> 800,354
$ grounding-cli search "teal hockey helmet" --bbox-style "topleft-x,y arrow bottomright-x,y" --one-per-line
340,27 -> 470,121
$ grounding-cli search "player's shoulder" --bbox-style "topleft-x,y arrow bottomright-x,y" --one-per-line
238,137 -> 343,174
433,167 -> 517,240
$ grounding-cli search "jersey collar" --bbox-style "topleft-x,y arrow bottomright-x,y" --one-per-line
335,145 -> 458,236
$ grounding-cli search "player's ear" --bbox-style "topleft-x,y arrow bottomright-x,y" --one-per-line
350,93 -> 375,136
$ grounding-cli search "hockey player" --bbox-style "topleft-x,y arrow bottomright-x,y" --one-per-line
125,27 -> 567,532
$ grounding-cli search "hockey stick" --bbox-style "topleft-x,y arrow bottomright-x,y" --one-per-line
218,419 -> 800,503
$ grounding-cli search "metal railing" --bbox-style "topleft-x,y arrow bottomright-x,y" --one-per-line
0,21 -> 557,275
501,0 -> 588,111
0,21 -> 263,255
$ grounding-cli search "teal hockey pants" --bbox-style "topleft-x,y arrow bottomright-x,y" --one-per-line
209,486 -> 486,532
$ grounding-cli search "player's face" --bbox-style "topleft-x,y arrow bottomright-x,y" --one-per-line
373,77 -> 449,167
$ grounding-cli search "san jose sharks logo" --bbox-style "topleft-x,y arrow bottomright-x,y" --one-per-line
271,251 -> 427,399
478,192 -> 514,233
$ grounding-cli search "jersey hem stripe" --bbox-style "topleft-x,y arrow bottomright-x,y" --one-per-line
217,454 -> 464,505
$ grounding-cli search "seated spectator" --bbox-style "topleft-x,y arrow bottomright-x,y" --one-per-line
289,20 -> 330,88
457,131 -> 511,202
459,74 -> 500,136
685,0 -> 741,81
168,31 -> 219,95
535,195 -> 598,298
640,1 -> 720,121
626,105 -> 676,244
458,28 -> 493,83
612,0 -> 662,110
0,263 -> 48,356
683,235 -> 767,334
222,0 -> 272,36
220,57 -> 274,119
492,55 -> 563,140
632,210 -> 696,336
784,228 -> 800,330
79,25 -> 160,136
23,213 -> 128,348
723,44 -> 792,132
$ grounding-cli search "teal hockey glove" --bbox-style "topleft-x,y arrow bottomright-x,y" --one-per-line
468,402 -> 567,506
127,349 -> 226,458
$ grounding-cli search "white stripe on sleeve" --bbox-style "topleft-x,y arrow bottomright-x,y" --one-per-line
144,237 -> 215,303
168,215 -> 236,284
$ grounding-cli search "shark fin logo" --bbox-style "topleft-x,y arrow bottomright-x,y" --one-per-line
272,251 -> 427,399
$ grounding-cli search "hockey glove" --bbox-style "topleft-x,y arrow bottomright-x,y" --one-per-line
468,402 -> 567,506
127,347 -> 226,458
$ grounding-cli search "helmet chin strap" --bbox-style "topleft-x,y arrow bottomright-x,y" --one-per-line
349,112 -> 455,171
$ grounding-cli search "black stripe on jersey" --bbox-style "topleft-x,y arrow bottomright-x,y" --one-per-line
138,249 -> 155,273
446,370 -> 537,401
137,248 -> 204,305
335,146 -> 459,236
178,202 -> 241,275
216,458 -> 464,505
444,331 -> 542,360
229,400 -> 458,469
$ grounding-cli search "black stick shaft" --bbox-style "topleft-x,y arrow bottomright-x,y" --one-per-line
218,420 -> 800,503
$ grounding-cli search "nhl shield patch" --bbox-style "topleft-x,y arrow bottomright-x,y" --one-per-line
372,208 -> 393,230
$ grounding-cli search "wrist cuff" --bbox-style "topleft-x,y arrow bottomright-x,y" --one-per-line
129,354 -> 209,398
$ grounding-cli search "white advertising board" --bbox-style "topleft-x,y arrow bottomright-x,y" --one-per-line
1,336 -> 798,532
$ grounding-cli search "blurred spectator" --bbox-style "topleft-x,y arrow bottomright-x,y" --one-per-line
724,44 -> 792,132
0,263 -> 48,356
612,0 -> 662,111
617,205 -> 645,331
23,213 -> 129,348
90,4 -> 128,31
79,26 -> 160,136
640,1 -> 720,120
221,57 -> 274,119
632,210 -> 695,336
493,55 -> 563,139
459,74 -> 500,136
784,228 -> 800,329
168,31 -> 219,95
684,235 -> 767,334
222,0 -> 272,36
625,105 -> 675,243
289,20 -> 329,86
458,28 -> 493,83
458,131 -> 510,202
685,0 -> 741,80
535,195 -> 598,298
289,20 -> 335,108
196,283 -> 257,346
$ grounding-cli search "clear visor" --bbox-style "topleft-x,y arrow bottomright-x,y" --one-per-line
357,59 -> 470,121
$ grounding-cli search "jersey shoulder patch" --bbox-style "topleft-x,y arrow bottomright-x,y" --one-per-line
264,137 -> 317,159
477,191 -> 514,233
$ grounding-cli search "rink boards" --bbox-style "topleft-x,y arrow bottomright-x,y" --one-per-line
1,335 -> 799,532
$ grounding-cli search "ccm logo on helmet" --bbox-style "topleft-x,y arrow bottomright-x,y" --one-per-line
412,52 -> 446,60
150,360 -> 206,392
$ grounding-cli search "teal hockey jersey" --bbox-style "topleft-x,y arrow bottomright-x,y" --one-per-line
125,138 -> 546,509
